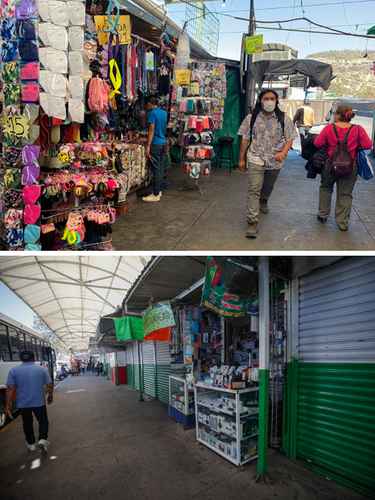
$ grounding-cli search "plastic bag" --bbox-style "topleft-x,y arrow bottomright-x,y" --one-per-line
357,149 -> 375,180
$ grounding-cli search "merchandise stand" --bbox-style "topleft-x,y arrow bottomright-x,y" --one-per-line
168,375 -> 195,428
195,383 -> 259,466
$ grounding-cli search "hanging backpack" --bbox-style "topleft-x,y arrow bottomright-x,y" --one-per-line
329,124 -> 354,178
87,76 -> 110,113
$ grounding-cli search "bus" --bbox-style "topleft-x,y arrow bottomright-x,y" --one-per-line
0,312 -> 56,428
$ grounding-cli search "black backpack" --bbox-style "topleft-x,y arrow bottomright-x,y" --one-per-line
329,125 -> 354,178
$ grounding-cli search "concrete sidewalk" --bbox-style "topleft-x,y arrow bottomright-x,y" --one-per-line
112,151 -> 375,250
0,375 -> 364,500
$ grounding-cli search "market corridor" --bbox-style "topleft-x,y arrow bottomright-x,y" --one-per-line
0,375 -> 364,500
113,152 -> 375,251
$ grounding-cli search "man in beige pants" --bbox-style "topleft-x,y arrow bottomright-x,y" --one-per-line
238,90 -> 296,238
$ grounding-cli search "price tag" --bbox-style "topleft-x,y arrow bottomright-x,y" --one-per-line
2,114 -> 30,139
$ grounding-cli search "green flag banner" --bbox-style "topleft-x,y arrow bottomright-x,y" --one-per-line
113,316 -> 144,341
245,34 -> 264,55
201,257 -> 249,317
143,302 -> 175,338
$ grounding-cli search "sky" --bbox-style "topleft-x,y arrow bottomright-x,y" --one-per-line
0,283 -> 36,330
165,0 -> 375,60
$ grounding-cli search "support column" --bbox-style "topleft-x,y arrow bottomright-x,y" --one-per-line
256,256 -> 270,478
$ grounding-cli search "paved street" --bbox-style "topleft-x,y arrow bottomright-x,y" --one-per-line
113,151 -> 375,251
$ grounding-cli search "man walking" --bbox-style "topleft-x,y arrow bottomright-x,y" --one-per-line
238,89 -> 296,238
142,96 -> 168,203
293,100 -> 315,146
5,350 -> 54,452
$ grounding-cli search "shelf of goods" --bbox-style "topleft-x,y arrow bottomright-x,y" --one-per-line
168,375 -> 195,428
194,383 -> 259,466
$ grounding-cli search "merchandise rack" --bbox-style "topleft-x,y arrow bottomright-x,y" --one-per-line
168,375 -> 195,427
194,382 -> 259,466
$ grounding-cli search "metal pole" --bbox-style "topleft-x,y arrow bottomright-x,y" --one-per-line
245,0 -> 256,112
256,256 -> 270,479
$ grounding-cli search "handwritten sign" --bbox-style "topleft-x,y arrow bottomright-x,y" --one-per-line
175,69 -> 191,86
245,34 -> 264,55
94,15 -> 131,46
2,114 -> 29,139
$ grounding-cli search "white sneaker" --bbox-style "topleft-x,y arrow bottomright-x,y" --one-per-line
142,193 -> 161,202
38,439 -> 49,451
26,443 -> 37,452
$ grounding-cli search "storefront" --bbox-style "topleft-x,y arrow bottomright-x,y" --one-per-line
94,256 -> 374,496
283,256 -> 375,497
0,0 -> 237,251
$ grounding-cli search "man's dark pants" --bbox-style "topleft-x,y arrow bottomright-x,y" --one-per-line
150,144 -> 166,195
20,406 -> 49,444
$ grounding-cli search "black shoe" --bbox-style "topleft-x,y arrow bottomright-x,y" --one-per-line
260,203 -> 269,214
317,215 -> 328,224
246,223 -> 258,239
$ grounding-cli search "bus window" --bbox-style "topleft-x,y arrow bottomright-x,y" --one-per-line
24,333 -> 34,356
0,323 -> 11,361
35,339 -> 42,361
8,328 -> 23,361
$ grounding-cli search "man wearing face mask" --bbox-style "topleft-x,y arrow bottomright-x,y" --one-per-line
238,89 -> 297,238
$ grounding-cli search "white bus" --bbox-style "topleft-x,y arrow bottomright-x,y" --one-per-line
0,312 -> 56,427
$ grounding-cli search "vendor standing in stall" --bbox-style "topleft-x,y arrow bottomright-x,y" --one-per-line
142,96 -> 168,203
238,90 -> 296,239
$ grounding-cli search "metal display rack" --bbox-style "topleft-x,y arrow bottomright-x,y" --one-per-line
194,383 -> 259,466
168,375 -> 195,427
169,375 -> 194,416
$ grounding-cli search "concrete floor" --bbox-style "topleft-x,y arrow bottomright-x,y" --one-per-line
0,375 -> 365,500
112,152 -> 375,250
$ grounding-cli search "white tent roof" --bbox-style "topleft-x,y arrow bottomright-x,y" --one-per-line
0,256 -> 150,351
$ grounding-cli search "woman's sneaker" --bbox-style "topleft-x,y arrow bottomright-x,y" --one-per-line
26,443 -> 37,452
38,439 -> 49,452
317,215 -> 328,224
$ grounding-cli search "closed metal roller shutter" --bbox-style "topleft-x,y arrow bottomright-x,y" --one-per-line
142,342 -> 156,398
296,257 -> 375,496
155,342 -> 171,404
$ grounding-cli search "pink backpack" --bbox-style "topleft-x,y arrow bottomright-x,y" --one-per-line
88,76 -> 110,113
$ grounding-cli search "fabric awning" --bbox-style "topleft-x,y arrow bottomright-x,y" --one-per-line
250,59 -> 334,90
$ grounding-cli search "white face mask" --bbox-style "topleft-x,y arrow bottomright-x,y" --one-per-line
262,100 -> 276,113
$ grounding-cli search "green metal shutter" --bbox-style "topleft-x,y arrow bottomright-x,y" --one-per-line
142,341 -> 156,398
155,342 -> 171,404
295,257 -> 375,497
133,342 -> 141,391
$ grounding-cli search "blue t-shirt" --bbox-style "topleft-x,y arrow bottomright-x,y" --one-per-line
148,107 -> 167,145
7,362 -> 52,408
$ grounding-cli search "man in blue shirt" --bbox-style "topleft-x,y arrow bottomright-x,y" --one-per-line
143,96 -> 168,203
6,350 -> 54,452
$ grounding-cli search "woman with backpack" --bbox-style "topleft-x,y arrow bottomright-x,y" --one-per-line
238,89 -> 296,238
314,104 -> 372,231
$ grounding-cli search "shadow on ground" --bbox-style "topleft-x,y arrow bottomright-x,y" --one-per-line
112,151 -> 375,250
0,375 -> 365,500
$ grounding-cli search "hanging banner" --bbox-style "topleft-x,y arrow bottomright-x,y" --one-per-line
113,316 -> 144,341
201,257 -> 249,317
94,15 -> 131,46
245,34 -> 264,55
175,69 -> 191,86
143,302 -> 176,340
